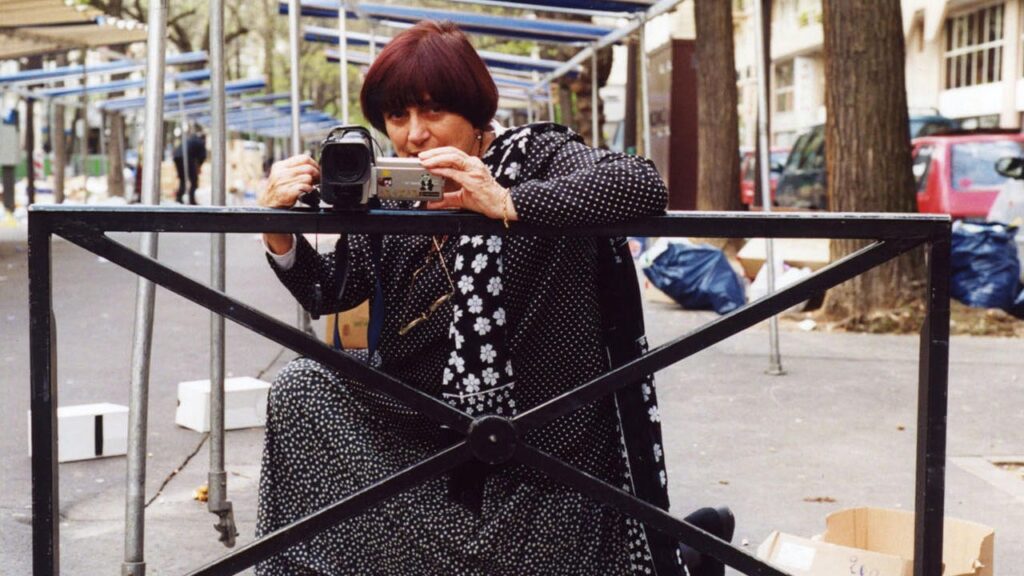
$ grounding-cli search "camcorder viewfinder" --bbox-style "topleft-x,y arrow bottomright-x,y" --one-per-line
316,125 -> 445,209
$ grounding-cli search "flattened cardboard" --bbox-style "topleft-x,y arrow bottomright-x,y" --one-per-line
758,531 -> 912,576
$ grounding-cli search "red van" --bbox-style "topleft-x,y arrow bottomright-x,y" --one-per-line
912,131 -> 1024,219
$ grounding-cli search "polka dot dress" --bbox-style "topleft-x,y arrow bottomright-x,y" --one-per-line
258,123 -> 671,575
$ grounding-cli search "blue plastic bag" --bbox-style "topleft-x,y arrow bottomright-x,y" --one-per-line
642,242 -> 746,315
950,222 -> 1020,310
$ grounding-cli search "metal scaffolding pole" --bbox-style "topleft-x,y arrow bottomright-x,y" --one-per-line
753,0 -> 784,375
122,0 -> 167,573
338,1 -> 350,123
638,20 -> 651,157
288,0 -> 314,335
207,0 -> 239,547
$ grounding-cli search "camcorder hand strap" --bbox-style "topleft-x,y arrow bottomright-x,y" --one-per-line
366,199 -> 386,365
330,235 -> 350,350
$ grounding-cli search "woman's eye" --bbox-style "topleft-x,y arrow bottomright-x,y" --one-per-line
385,110 -> 407,120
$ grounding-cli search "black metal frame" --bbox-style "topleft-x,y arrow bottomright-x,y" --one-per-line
28,206 -> 952,576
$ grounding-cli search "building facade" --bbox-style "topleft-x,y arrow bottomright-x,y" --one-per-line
733,0 -> 1024,147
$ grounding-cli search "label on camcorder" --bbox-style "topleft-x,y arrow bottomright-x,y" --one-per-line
375,158 -> 445,201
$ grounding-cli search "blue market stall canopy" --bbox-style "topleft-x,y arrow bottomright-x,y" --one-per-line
448,0 -> 654,14
280,0 -> 613,44
35,69 -> 212,99
313,26 -> 578,77
96,78 -> 267,112
0,51 -> 208,87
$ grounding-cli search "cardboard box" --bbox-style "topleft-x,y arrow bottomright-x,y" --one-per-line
823,508 -> 994,576
758,508 -> 995,576
737,238 -> 832,279
759,531 -> 912,576
175,377 -> 270,433
27,403 -> 129,462
324,300 -> 370,349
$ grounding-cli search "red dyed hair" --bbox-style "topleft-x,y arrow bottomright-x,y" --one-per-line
360,21 -> 498,133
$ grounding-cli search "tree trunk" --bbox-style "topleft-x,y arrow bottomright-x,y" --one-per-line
694,0 -> 742,212
822,0 -> 924,318
53,54 -> 68,204
106,112 -> 126,197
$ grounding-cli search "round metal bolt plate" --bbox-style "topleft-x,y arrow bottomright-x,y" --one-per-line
467,415 -> 518,465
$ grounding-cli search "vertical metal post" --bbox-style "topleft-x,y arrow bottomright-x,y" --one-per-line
338,1 -> 350,123
178,94 -> 190,203
591,49 -> 599,147
29,215 -> 58,576
288,0 -> 314,335
207,0 -> 238,548
122,0 -> 167,573
369,24 -> 378,59
638,20 -> 651,157
527,95 -> 535,124
914,235 -> 951,576
547,84 -> 555,122
753,0 -> 784,375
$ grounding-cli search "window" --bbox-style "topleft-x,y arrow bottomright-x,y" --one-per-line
944,4 -> 1004,89
951,139 -> 1023,191
774,60 -> 795,113
912,146 -> 934,192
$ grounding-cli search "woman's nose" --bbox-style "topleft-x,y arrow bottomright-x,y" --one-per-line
407,115 -> 430,147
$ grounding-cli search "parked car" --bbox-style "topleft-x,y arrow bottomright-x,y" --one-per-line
774,115 -> 960,210
739,147 -> 790,207
912,130 -> 1024,220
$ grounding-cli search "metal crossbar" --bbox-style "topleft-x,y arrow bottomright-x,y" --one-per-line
28,207 -> 952,576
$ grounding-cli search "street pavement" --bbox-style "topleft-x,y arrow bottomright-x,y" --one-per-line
1,222 -> 1021,575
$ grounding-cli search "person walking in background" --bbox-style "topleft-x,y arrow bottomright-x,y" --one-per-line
174,129 -> 207,205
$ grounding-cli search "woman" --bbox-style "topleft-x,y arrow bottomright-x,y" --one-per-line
258,20 -> 677,575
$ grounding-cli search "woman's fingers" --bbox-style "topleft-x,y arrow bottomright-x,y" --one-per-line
425,190 -> 465,210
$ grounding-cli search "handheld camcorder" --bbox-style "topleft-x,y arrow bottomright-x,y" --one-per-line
315,125 -> 445,209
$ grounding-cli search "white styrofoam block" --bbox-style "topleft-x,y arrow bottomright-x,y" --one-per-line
27,403 -> 129,463
175,376 -> 270,433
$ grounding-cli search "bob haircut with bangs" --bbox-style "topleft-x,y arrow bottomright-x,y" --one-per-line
360,21 -> 498,134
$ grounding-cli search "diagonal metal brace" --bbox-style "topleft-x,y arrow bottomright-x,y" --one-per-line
57,222 -> 474,433
513,238 -> 923,433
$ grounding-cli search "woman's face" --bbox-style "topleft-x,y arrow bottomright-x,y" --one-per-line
384,101 -> 478,158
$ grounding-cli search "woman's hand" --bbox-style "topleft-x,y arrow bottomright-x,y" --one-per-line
418,147 -> 517,221
261,154 -> 320,255
260,154 -> 320,209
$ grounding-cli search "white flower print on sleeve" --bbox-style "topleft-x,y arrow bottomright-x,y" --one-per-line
454,254 -> 464,271
449,351 -> 465,373
463,373 -> 481,394
443,367 -> 454,385
471,253 -> 488,274
452,304 -> 463,323
470,235 -> 484,247
457,275 -> 474,295
473,317 -> 492,336
493,307 -> 506,327
486,236 -> 502,254
486,276 -> 503,296
482,367 -> 499,386
480,344 -> 497,364
648,405 -> 660,423
652,443 -> 663,463
505,161 -> 520,181
454,331 -> 465,350
467,295 -> 483,314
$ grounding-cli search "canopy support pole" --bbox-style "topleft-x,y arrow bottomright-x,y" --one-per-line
122,0 -> 167,573
288,0 -> 314,336
753,0 -> 784,375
